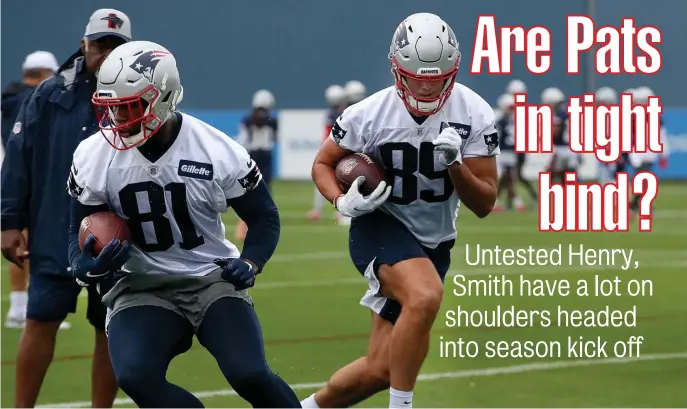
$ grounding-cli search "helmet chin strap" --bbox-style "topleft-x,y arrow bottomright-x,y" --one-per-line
121,130 -> 147,148
405,94 -> 440,114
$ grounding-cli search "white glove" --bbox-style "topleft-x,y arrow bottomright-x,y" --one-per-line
433,126 -> 463,166
335,176 -> 391,218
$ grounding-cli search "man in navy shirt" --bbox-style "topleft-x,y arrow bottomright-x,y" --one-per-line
0,9 -> 132,407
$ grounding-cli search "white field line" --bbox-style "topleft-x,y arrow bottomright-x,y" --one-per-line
76,253 -> 687,297
38,351 -> 687,408
227,223 -> 687,235
252,209 -> 687,221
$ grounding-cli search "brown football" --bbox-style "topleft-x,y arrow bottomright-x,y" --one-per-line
335,153 -> 388,195
79,212 -> 131,255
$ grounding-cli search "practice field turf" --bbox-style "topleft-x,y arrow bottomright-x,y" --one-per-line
2,181 -> 686,407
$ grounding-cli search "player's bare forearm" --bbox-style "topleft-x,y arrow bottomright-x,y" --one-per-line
312,139 -> 350,203
448,157 -> 498,218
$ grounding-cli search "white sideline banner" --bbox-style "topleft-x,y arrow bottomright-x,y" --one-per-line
276,109 -> 599,181
277,109 -> 328,180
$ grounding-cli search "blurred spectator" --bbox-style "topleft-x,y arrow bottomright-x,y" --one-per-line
235,89 -> 277,240
2,51 -> 58,149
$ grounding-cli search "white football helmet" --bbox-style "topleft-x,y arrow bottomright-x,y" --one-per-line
541,87 -> 565,106
595,86 -> 618,104
325,84 -> 346,107
388,13 -> 460,116
93,40 -> 183,150
507,79 -> 527,94
633,86 -> 655,104
344,80 -> 366,105
252,89 -> 275,110
497,93 -> 515,111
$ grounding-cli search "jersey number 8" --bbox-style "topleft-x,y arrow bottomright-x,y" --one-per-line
379,141 -> 453,205
119,181 -> 205,252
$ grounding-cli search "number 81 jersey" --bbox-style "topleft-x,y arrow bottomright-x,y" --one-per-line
68,113 -> 261,276
331,83 -> 499,248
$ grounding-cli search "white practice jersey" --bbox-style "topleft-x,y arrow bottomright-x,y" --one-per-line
67,113 -> 262,277
331,84 -> 499,248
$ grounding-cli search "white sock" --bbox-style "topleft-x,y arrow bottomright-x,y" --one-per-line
390,388 -> 413,408
9,291 -> 28,317
301,393 -> 320,408
313,189 -> 325,211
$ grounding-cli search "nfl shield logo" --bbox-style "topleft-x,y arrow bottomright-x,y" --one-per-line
148,166 -> 159,176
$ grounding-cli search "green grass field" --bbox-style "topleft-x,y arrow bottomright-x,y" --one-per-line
2,180 -> 686,408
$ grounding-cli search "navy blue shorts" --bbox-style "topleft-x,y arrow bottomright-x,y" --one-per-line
349,210 -> 454,324
27,272 -> 107,329
249,149 -> 273,187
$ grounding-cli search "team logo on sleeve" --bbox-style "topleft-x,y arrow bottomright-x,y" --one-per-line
238,162 -> 262,191
483,132 -> 500,155
12,121 -> 21,134
67,165 -> 84,198
178,160 -> 214,180
440,122 -> 471,139
331,121 -> 347,145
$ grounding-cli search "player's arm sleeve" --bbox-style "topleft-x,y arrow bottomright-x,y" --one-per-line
67,198 -> 109,270
0,91 -> 40,231
66,145 -> 108,206
328,106 -> 365,152
462,99 -> 500,159
222,143 -> 279,272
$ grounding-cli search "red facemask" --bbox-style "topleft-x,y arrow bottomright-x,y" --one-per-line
92,85 -> 163,150
390,56 -> 459,116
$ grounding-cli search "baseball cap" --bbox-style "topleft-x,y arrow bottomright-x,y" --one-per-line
84,8 -> 131,42
22,51 -> 59,72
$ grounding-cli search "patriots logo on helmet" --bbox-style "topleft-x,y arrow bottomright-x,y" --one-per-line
393,22 -> 410,51
129,50 -> 171,83
447,26 -> 458,47
101,13 -> 124,29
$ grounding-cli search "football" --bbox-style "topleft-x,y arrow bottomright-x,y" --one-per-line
335,152 -> 388,195
79,212 -> 131,255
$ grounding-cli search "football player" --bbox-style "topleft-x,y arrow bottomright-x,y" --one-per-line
543,87 -> 577,183
235,89 -> 278,240
629,86 -> 667,213
594,86 -> 619,184
344,80 -> 367,106
66,41 -> 300,408
308,84 -> 347,221
493,93 -> 524,212
303,13 -> 498,408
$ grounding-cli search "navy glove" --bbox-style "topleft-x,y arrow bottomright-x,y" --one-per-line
213,258 -> 256,290
73,234 -> 131,287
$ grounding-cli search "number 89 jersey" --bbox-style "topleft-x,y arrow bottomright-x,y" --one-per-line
331,84 -> 499,248
68,113 -> 261,276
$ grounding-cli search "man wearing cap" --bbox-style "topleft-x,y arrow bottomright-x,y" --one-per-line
1,51 -> 60,332
0,9 -> 132,408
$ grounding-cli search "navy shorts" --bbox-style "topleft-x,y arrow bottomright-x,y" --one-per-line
349,210 -> 454,324
249,149 -> 273,187
27,272 -> 107,330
